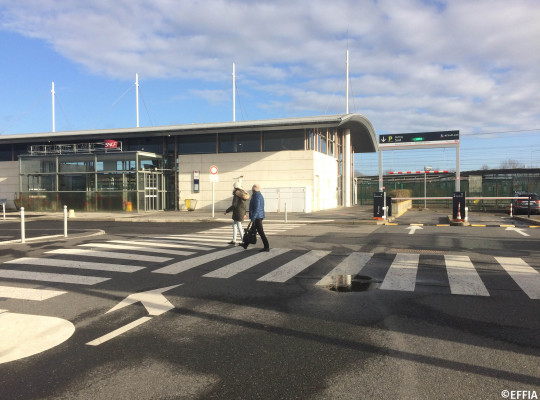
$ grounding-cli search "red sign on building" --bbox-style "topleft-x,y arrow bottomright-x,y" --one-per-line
104,140 -> 118,148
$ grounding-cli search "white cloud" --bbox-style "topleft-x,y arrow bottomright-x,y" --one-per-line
1,0 -> 539,136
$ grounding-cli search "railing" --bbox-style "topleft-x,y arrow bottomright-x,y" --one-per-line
27,141 -> 123,155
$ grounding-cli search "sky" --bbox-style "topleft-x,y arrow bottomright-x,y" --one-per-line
0,0 -> 539,175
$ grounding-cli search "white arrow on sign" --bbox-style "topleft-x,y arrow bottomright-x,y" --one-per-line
406,226 -> 423,235
505,227 -> 530,237
86,284 -> 182,346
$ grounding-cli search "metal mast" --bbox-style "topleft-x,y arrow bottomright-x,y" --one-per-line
51,82 -> 56,132
346,50 -> 349,114
135,73 -> 140,128
232,63 -> 236,122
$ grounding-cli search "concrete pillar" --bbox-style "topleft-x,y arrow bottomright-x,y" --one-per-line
344,129 -> 351,207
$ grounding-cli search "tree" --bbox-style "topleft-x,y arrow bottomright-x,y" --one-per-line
499,159 -> 525,169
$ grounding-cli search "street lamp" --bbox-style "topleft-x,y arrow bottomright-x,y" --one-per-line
424,166 -> 432,209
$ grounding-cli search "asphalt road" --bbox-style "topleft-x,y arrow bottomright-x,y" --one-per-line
0,211 -> 539,400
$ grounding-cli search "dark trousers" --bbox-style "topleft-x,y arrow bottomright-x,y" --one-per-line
254,218 -> 269,249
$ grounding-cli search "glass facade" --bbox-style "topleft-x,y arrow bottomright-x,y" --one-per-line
263,130 -> 305,151
19,151 -> 164,212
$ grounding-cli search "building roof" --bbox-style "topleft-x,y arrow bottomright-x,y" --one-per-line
0,113 -> 378,153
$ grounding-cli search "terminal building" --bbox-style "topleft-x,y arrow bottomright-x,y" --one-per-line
0,114 -> 378,213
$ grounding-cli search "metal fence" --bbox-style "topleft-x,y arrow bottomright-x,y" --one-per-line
357,169 -> 540,211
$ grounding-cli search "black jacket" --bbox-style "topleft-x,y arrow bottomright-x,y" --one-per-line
226,189 -> 249,221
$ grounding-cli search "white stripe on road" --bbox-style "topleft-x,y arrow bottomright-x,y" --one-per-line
0,270 -> 109,285
153,236 -> 229,244
444,255 -> 489,296
0,285 -> 66,301
127,239 -> 219,250
380,253 -> 419,292
203,248 -> 291,278
5,257 -> 144,273
86,316 -> 152,346
257,250 -> 331,283
166,235 -> 228,241
495,257 -> 540,300
46,249 -> 172,263
316,252 -> 373,286
153,247 -> 242,275
79,243 -> 194,257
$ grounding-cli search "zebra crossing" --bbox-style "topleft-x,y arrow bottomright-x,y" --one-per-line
0,223 -> 539,302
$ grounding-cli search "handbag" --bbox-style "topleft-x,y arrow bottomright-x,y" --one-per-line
243,222 -> 257,245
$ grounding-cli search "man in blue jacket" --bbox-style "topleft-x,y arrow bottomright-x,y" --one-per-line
243,183 -> 269,251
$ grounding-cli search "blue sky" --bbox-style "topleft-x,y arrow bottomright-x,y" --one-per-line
1,0 -> 539,175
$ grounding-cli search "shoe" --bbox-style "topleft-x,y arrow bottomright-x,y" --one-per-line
259,248 -> 270,252
241,243 -> 248,249
228,241 -> 235,245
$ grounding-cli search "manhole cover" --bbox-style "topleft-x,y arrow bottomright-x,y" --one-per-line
325,274 -> 378,292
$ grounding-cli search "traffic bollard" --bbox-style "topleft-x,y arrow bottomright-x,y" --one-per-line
20,207 -> 25,243
285,202 -> 288,223
64,205 -> 68,237
2,202 -> 5,220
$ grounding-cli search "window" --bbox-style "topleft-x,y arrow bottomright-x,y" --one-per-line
219,132 -> 260,153
179,135 -> 216,154
263,130 -> 304,151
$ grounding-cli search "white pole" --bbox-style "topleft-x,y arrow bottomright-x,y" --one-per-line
345,50 -> 349,114
424,172 -> 427,209
232,63 -> 236,122
64,205 -> 68,237
2,202 -> 5,220
284,202 -> 288,223
51,82 -> 55,132
212,182 -> 215,218
135,73 -> 140,128
20,207 -> 25,243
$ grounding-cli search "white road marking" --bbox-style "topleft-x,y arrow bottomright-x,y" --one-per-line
46,249 -> 172,263
79,243 -> 194,256
0,312 -> 75,364
0,270 -> 109,285
106,284 -> 181,316
153,247 -> 242,274
257,250 -> 331,283
505,227 -> 530,237
86,316 -> 152,346
204,248 -> 291,278
0,285 -> 66,301
153,236 -> 229,244
380,253 -> 419,292
126,239 -> 219,250
444,255 -> 489,296
495,257 -> 540,300
6,257 -> 144,273
316,252 -> 373,286
406,226 -> 423,235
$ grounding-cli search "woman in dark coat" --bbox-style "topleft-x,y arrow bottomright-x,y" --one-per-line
224,182 -> 250,245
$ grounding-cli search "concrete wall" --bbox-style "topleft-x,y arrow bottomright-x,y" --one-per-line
0,161 -> 19,209
313,152 -> 339,211
178,150 -> 338,212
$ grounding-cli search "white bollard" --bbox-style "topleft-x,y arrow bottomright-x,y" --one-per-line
64,205 -> 68,237
2,202 -> 5,220
20,207 -> 25,243
465,206 -> 469,222
284,202 -> 288,223
510,203 -> 513,217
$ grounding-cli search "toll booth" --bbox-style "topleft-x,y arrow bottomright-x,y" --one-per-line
373,192 -> 385,219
